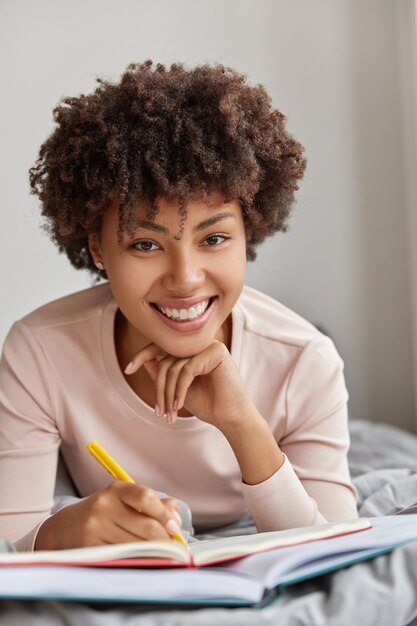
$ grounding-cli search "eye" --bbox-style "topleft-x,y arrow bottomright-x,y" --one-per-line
132,240 -> 160,252
202,234 -> 229,246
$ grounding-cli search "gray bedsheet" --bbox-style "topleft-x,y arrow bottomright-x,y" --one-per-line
1,418 -> 417,626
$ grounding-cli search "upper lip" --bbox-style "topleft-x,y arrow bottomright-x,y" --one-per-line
151,296 -> 215,309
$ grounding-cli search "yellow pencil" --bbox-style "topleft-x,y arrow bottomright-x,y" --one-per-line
87,440 -> 188,547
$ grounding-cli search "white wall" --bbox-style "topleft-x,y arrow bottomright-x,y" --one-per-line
0,0 -> 415,432
397,0 -> 417,432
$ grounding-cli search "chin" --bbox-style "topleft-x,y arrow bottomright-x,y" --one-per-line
161,336 -> 216,359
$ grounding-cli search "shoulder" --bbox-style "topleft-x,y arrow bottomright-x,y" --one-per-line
17,283 -> 113,333
237,284 -> 323,347
235,286 -> 348,427
235,285 -> 343,377
2,283 -> 114,363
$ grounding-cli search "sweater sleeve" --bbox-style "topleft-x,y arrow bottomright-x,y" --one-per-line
0,321 -> 60,547
241,335 -> 358,532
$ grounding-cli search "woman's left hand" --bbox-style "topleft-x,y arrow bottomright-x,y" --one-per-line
125,341 -> 285,486
124,341 -> 258,430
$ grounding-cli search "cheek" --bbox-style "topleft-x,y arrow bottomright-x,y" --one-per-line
216,247 -> 246,296
106,260 -> 151,305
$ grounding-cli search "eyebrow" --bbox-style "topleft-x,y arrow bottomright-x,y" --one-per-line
135,211 -> 236,235
135,220 -> 168,234
193,211 -> 236,232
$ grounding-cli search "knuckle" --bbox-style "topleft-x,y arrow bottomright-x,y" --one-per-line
138,485 -> 157,507
81,507 -> 104,544
182,362 -> 194,378
160,355 -> 174,369
102,480 -> 132,504
105,480 -> 125,498
142,517 -> 164,540
92,488 -> 111,509
214,340 -> 227,355
170,359 -> 186,374
83,516 -> 99,542
164,497 -> 179,508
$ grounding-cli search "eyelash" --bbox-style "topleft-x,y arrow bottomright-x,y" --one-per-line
131,234 -> 230,252
132,240 -> 159,252
202,234 -> 229,247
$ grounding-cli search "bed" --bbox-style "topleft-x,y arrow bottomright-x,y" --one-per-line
1,417 -> 417,626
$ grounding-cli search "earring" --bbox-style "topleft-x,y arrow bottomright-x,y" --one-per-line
95,261 -> 104,271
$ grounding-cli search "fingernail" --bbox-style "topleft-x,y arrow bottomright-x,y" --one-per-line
154,404 -> 160,417
166,519 -> 181,535
166,412 -> 172,424
173,399 -> 178,411
124,361 -> 134,374
172,510 -> 182,526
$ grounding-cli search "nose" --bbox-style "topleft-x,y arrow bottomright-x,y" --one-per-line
160,249 -> 205,294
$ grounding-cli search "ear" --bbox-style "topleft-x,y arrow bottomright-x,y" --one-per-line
88,233 -> 101,257
88,233 -> 104,269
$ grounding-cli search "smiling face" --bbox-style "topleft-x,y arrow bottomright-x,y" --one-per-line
89,193 -> 247,359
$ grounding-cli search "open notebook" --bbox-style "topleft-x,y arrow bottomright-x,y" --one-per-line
0,515 -> 416,606
0,518 -> 370,568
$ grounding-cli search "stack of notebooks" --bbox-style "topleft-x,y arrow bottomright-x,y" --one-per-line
0,514 -> 416,607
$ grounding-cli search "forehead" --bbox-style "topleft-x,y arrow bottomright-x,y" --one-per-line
128,194 -> 242,232
101,193 -> 244,243
142,192 -> 237,218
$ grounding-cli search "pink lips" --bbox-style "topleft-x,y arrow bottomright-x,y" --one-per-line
151,297 -> 216,332
151,296 -> 212,309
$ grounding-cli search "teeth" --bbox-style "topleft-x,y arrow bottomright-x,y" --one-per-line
156,299 -> 211,321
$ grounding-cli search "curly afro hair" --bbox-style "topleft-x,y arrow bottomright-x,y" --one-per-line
29,60 -> 306,276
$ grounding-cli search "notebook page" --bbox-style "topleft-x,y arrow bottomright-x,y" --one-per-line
190,517 -> 371,565
218,514 -> 417,588
0,565 -> 264,604
0,539 -> 188,565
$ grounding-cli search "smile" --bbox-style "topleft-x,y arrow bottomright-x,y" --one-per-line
154,299 -> 211,321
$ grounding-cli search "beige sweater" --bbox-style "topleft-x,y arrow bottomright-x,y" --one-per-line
0,283 -> 358,550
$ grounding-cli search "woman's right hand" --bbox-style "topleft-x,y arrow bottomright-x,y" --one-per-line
34,481 -> 183,550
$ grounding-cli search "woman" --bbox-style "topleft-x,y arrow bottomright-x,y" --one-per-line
0,61 -> 358,551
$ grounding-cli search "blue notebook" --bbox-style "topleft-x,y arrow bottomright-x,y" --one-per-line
0,515 -> 415,607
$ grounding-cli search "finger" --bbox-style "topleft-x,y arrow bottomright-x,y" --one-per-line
164,358 -> 189,422
117,482 -> 182,538
114,512 -> 172,542
162,497 -> 180,511
80,487 -> 171,544
174,343 -> 225,410
154,354 -> 176,417
161,498 -> 182,526
142,358 -> 159,383
106,504 -> 172,543
124,343 -> 166,375
173,363 -> 196,412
